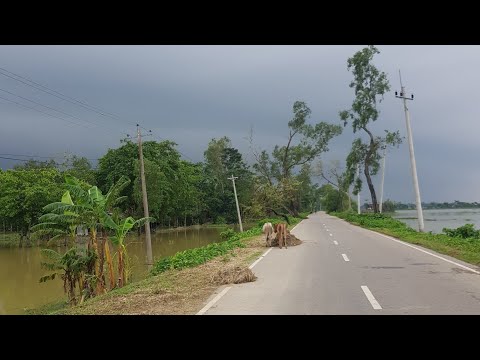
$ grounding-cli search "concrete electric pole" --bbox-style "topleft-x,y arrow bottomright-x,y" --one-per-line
227,174 -> 243,232
137,125 -> 154,267
395,71 -> 425,232
356,164 -> 361,214
379,148 -> 386,213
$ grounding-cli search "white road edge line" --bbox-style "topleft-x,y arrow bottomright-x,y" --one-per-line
372,231 -> 480,275
197,245 -> 276,315
249,248 -> 273,269
291,222 -> 301,232
196,286 -> 232,315
361,286 -> 382,310
333,240 -> 339,245
342,253 -> 350,262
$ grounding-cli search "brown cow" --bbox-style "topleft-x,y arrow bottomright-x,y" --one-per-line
274,223 -> 288,249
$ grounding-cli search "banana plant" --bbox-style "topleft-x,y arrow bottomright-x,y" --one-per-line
35,174 -> 131,296
102,213 -> 153,288
31,190 -> 79,247
39,247 -> 95,306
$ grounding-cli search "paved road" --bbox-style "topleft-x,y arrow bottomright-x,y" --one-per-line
200,212 -> 480,314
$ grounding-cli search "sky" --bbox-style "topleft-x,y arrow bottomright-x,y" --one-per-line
0,45 -> 478,204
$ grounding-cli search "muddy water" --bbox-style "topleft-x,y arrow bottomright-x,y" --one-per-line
0,226 -> 225,315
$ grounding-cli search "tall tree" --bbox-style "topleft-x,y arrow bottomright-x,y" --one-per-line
96,139 -> 185,224
250,101 -> 342,216
339,45 -> 402,213
203,137 -> 253,223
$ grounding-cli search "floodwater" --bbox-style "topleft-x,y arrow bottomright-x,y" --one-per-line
0,226 -> 226,315
393,208 -> 480,233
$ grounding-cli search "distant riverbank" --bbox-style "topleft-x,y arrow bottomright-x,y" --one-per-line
392,208 -> 480,233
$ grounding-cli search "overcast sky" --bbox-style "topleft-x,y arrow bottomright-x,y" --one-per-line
0,45 -> 477,203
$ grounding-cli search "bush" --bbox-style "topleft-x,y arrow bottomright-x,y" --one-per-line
443,224 -> 480,239
298,212 -> 310,219
220,228 -> 235,239
215,216 -> 227,225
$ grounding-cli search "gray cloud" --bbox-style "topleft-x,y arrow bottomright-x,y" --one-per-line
0,45 -> 477,203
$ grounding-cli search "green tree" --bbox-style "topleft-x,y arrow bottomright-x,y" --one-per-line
13,159 -> 57,170
203,137 -> 253,223
319,184 -> 349,213
313,160 -> 352,211
339,45 -> 402,213
0,168 -> 63,243
382,199 -> 396,213
61,154 -> 96,185
96,139 -> 186,226
251,101 -> 342,216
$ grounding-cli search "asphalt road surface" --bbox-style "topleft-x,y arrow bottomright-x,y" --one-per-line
199,212 -> 480,314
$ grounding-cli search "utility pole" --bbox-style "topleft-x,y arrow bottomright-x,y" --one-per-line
137,125 -> 153,267
395,71 -> 425,232
379,148 -> 386,213
227,174 -> 243,232
356,164 -> 361,214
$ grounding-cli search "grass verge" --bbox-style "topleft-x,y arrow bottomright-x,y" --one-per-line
331,211 -> 480,266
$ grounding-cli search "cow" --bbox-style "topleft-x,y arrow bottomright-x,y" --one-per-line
274,223 -> 288,249
262,222 -> 274,247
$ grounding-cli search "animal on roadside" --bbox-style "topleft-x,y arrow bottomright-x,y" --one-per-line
274,223 -> 288,249
262,222 -> 274,247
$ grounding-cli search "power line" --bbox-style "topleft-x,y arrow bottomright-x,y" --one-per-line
0,67 -> 141,138
0,67 -> 137,128
0,155 -> 38,162
0,66 -> 120,119
0,87 -> 99,129
0,86 -> 134,137
0,94 -> 90,129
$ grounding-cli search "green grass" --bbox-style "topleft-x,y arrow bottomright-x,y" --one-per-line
331,211 -> 480,266
24,300 -> 68,315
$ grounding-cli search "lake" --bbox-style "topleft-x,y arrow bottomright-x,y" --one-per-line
392,208 -> 480,233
